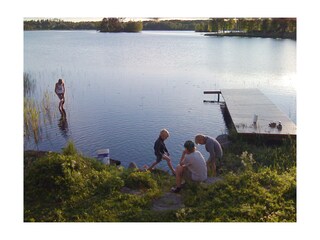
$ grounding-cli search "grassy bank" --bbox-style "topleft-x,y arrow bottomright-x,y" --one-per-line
24,137 -> 296,222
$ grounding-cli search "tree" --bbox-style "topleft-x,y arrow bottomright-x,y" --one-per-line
209,18 -> 224,33
124,21 -> 143,32
100,18 -> 124,32
261,18 -> 272,33
99,18 -> 143,32
224,18 -> 237,32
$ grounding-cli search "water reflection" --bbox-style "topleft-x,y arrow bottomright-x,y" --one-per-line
24,31 -> 296,166
58,108 -> 69,139
23,73 -> 36,97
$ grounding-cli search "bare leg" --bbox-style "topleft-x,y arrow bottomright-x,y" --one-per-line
147,161 -> 158,171
61,97 -> 65,109
175,165 -> 184,188
206,160 -> 216,177
163,155 -> 175,175
212,160 -> 216,176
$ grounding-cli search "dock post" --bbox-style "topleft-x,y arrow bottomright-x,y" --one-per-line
203,90 -> 222,103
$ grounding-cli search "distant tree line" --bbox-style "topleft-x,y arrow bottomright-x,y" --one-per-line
24,19 -> 99,30
24,18 -> 296,37
99,18 -> 143,32
24,18 -> 208,32
143,19 -> 206,30
196,18 -> 296,34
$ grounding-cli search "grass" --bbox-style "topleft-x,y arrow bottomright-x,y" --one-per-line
24,98 -> 40,144
24,72 -> 56,145
24,137 -> 296,222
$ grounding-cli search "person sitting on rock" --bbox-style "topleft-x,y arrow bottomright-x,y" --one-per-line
171,140 -> 207,193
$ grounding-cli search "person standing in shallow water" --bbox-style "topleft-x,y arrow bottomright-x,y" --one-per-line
55,79 -> 65,110
148,129 -> 176,175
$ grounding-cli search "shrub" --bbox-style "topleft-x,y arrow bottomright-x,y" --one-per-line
62,140 -> 78,155
24,137 -> 296,222
124,171 -> 158,190
24,151 -> 126,221
180,165 -> 296,222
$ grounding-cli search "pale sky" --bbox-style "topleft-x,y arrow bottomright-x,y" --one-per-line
24,17 -> 102,22
24,17 -> 209,22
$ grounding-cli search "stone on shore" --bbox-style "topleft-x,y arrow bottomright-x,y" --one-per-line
152,192 -> 184,211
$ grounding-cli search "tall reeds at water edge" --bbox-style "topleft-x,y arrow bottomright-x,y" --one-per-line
24,98 -> 40,144
24,73 -> 56,145
42,90 -> 53,125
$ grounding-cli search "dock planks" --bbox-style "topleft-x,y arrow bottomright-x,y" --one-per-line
219,89 -> 296,139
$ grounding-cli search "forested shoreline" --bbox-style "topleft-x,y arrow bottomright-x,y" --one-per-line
24,18 -> 296,40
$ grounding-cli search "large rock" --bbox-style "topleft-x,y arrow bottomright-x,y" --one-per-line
152,192 -> 184,211
128,161 -> 138,169
203,176 -> 223,184
216,134 -> 231,149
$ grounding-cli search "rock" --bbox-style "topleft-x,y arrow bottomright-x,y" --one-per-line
204,177 -> 223,184
128,161 -> 138,169
216,134 -> 231,149
120,187 -> 143,195
110,158 -> 121,166
152,192 -> 184,211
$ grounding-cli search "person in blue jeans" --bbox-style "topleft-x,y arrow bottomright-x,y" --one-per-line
148,129 -> 175,175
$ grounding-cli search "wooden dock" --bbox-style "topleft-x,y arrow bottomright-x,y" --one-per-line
204,89 -> 296,139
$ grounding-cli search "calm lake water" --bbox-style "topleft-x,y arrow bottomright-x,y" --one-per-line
24,30 -> 296,169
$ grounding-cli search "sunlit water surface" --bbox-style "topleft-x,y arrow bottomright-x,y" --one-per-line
24,30 -> 296,168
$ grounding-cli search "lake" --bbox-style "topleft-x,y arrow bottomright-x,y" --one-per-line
24,30 -> 296,169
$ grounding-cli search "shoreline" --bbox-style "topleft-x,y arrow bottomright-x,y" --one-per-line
204,31 -> 296,40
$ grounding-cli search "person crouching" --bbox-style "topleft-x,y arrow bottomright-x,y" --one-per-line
171,140 -> 207,193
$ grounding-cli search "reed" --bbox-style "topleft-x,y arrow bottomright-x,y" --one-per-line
41,90 -> 53,125
24,98 -> 40,144
24,72 -> 58,144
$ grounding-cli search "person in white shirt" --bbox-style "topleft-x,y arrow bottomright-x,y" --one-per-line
55,78 -> 66,110
171,140 -> 207,193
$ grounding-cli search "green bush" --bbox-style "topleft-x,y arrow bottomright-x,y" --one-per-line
91,169 -> 124,195
24,137 -> 296,222
62,140 -> 78,155
24,152 -> 126,221
221,137 -> 296,173
24,151 -> 162,222
124,171 -> 158,190
180,163 -> 296,222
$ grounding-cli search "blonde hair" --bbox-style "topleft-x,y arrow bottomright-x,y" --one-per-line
160,128 -> 170,138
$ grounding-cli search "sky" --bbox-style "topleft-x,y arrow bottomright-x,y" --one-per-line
23,17 -> 210,22
24,17 -> 103,22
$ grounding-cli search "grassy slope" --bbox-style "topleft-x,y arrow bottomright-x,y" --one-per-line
24,138 -> 296,222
